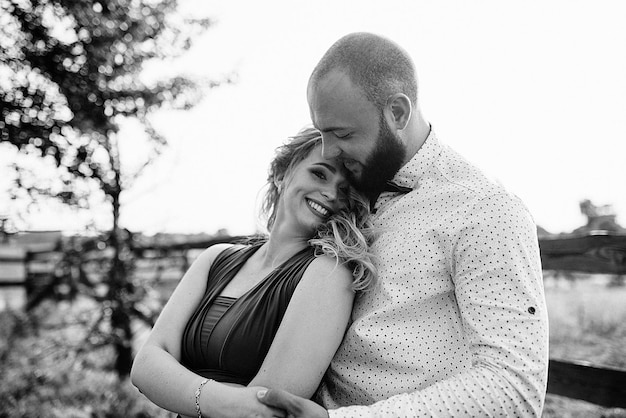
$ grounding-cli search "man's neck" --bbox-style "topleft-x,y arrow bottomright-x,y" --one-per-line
402,114 -> 430,165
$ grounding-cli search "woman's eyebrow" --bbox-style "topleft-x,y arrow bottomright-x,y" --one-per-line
313,162 -> 337,173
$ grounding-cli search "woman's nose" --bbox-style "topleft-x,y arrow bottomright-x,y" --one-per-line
321,185 -> 338,201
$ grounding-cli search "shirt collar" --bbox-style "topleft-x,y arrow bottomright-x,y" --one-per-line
388,126 -> 442,191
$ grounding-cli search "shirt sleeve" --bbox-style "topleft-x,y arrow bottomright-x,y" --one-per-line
328,193 -> 549,418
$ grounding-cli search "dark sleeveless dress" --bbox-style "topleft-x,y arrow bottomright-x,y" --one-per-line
180,242 -> 317,385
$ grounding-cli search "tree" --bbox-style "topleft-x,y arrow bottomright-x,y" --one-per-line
0,0 -> 225,376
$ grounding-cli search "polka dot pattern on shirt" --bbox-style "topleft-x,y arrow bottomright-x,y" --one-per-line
318,129 -> 548,418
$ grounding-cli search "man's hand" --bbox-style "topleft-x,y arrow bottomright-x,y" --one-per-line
257,389 -> 329,418
208,386 -> 286,418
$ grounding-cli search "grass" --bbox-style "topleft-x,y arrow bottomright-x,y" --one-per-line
542,272 -> 626,418
0,300 -> 173,418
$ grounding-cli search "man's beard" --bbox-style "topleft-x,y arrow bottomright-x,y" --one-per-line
350,113 -> 406,195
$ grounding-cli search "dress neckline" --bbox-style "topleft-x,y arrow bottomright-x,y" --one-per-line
218,242 -> 312,301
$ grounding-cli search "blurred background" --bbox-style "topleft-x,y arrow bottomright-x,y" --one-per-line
1,0 -> 625,417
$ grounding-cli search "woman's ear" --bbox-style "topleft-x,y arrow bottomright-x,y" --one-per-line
386,93 -> 412,130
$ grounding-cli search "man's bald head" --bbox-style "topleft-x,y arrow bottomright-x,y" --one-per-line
309,32 -> 418,110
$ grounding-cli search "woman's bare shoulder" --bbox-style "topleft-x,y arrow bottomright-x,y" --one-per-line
303,254 -> 353,287
194,242 -> 236,266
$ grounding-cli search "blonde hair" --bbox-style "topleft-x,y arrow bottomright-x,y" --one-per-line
262,126 -> 377,291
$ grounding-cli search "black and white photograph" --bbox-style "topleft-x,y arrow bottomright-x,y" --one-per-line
1,1 -> 625,417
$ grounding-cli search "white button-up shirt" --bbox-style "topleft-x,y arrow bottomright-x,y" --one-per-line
317,129 -> 549,417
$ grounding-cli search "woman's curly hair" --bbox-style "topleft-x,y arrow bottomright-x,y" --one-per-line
261,126 -> 377,291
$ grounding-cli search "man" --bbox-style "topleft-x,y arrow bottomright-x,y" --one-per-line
258,32 -> 549,417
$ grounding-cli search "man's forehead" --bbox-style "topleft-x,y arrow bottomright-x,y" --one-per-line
317,68 -> 353,87
308,79 -> 376,131
309,69 -> 355,99
308,101 -> 352,133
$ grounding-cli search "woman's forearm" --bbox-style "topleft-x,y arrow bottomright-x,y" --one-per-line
131,345 -> 282,418
131,344 -> 205,417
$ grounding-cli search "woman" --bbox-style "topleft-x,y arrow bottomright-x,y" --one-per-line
131,127 -> 376,418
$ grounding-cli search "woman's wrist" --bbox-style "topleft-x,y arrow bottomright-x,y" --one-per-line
200,381 -> 249,418
194,378 -> 214,418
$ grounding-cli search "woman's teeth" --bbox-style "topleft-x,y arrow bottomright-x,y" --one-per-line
308,200 -> 329,216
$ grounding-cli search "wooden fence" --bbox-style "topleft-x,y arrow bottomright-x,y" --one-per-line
539,231 -> 626,275
538,231 -> 626,408
1,232 -> 625,408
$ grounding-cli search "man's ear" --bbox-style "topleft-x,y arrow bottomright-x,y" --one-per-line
386,93 -> 412,130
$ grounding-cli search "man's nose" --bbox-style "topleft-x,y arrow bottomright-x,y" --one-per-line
321,136 -> 341,159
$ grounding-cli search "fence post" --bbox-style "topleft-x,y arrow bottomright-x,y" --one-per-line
0,245 -> 27,310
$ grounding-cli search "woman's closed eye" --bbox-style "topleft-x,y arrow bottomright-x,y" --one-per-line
312,169 -> 327,180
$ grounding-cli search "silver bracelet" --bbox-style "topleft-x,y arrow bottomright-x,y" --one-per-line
194,378 -> 211,418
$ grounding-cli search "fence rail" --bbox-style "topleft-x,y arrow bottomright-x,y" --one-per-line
547,359 -> 626,408
1,232 -> 626,408
539,231 -> 626,274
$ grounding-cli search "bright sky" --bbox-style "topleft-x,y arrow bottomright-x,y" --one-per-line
2,0 -> 625,236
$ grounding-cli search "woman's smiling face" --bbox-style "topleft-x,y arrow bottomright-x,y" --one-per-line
277,145 -> 350,236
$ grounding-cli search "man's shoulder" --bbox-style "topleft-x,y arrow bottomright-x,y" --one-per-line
434,144 -> 510,200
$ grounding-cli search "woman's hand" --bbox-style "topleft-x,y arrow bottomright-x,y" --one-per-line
205,385 -> 287,418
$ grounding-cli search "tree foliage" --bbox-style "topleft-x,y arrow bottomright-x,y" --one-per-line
1,0 -> 215,207
0,0 -> 224,376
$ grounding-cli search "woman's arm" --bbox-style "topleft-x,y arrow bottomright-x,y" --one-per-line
130,243 -> 282,418
249,255 -> 355,398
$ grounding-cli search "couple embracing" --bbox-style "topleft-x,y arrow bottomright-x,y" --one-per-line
132,33 -> 549,418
